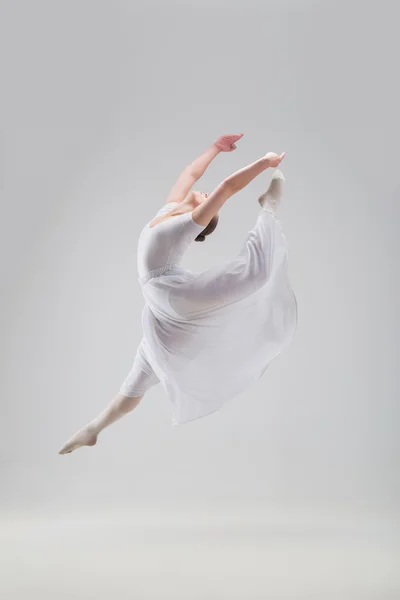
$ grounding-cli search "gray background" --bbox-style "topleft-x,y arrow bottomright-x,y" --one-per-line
1,0 -> 399,598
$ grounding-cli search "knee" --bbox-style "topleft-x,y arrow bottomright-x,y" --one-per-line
118,393 -> 143,412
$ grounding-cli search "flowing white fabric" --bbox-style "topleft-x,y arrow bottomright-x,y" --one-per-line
136,202 -> 298,426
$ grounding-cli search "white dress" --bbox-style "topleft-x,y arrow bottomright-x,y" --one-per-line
120,202 -> 298,426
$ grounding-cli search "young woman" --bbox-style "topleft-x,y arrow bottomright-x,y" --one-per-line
59,134 -> 298,454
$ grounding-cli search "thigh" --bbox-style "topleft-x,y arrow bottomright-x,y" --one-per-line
172,210 -> 280,314
119,340 -> 160,397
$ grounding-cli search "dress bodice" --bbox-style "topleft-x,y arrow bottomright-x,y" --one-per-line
137,202 -> 204,283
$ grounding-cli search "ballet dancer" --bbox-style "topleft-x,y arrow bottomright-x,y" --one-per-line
59,133 -> 298,454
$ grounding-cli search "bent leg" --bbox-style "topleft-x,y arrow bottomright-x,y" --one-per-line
58,341 -> 159,454
118,341 -> 160,398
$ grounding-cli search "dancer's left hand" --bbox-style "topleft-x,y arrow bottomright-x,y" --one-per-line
214,133 -> 244,152
264,152 -> 286,167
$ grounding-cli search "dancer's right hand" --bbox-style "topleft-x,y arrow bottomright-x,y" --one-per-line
264,152 -> 286,167
214,134 -> 244,152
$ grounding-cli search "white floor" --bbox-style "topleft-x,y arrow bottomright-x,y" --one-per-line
1,507 -> 399,600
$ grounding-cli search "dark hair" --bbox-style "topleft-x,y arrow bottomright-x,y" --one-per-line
195,214 -> 219,242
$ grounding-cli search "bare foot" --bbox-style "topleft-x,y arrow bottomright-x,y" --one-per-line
58,424 -> 98,454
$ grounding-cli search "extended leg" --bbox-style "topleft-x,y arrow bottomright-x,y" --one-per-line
58,342 -> 159,454
170,173 -> 286,317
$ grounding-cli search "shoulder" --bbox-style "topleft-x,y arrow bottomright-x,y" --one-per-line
160,201 -> 180,211
156,201 -> 180,217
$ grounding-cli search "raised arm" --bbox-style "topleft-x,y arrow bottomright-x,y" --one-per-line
164,134 -> 244,205
192,151 -> 286,226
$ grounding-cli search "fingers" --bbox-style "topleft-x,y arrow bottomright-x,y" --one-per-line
215,133 -> 244,152
275,152 -> 286,165
221,133 -> 244,143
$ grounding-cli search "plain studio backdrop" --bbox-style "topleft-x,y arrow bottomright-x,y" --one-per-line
0,0 -> 399,598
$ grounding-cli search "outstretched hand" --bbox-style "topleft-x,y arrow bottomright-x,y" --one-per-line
214,133 -> 244,152
264,152 -> 286,167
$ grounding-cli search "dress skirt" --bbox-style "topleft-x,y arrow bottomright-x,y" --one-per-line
137,209 -> 298,426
